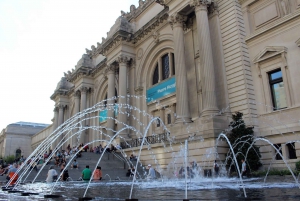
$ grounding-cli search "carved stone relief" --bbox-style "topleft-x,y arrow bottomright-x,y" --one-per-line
280,0 -> 291,16
137,48 -> 143,60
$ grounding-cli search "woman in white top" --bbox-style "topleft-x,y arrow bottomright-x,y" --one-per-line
46,166 -> 58,183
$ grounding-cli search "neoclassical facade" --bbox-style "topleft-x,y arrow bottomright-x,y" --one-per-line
32,0 -> 300,171
0,122 -> 49,158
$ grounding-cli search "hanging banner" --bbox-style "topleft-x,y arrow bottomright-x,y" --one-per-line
99,105 -> 118,123
146,77 -> 176,103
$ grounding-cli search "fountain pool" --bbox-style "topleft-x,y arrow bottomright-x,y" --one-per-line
0,177 -> 299,200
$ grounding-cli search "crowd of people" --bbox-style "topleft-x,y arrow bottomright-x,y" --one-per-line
1,146 -> 250,184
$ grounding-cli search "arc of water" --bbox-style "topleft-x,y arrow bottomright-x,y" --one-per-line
50,139 -> 109,194
83,126 -> 130,197
129,117 -> 170,199
247,138 -> 300,189
217,133 -> 247,198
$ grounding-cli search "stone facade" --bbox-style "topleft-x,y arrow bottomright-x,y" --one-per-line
33,0 -> 300,171
0,122 -> 49,158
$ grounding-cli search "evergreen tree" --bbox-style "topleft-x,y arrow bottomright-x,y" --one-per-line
226,112 -> 262,172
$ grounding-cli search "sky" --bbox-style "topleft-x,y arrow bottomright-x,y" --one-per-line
0,0 -> 139,130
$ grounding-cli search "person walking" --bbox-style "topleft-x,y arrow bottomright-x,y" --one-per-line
82,165 -> 92,181
214,160 -> 219,176
241,159 -> 247,178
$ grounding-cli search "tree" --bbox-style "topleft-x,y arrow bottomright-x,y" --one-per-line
226,112 -> 262,172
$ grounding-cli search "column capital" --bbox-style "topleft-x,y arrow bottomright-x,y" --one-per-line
190,0 -> 212,12
117,55 -> 130,65
58,104 -> 65,110
105,64 -> 116,75
74,90 -> 81,98
53,107 -> 59,112
168,13 -> 187,29
80,86 -> 88,93
190,0 -> 212,7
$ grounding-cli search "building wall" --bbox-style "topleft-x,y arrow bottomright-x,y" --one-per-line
36,0 -> 300,171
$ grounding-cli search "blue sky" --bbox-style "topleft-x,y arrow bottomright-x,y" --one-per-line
0,0 -> 139,129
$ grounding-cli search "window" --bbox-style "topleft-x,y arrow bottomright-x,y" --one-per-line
167,114 -> 171,124
274,144 -> 282,160
156,118 -> 160,127
172,53 -> 175,75
162,54 -> 170,80
104,94 -> 107,108
152,53 -> 175,86
269,70 -> 287,110
152,65 -> 159,85
287,143 -> 297,159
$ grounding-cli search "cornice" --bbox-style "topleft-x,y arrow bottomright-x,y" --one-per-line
124,0 -> 156,21
156,0 -> 173,7
50,89 -> 69,100
132,8 -> 169,44
245,9 -> 300,43
91,58 -> 107,77
88,7 -> 169,58
66,66 -> 93,83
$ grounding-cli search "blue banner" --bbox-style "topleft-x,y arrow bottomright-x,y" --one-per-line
146,77 -> 176,103
99,105 -> 118,122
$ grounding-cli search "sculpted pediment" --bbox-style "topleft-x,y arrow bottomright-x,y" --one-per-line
253,46 -> 287,63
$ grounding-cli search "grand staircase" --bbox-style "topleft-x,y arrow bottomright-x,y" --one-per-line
10,151 -> 146,183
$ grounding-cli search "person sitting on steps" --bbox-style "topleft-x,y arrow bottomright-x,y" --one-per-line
71,160 -> 78,169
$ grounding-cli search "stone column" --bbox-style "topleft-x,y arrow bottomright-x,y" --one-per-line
171,103 -> 176,124
106,65 -> 116,137
53,107 -> 59,131
117,56 -> 129,137
135,86 -> 143,133
79,87 -> 88,144
57,104 -> 64,147
190,0 -> 218,116
168,13 -> 191,123
159,108 -> 165,132
51,107 -> 59,149
73,91 -> 80,146
169,52 -> 174,77
158,57 -> 162,82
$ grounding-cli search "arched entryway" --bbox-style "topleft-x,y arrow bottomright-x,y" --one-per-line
15,148 -> 21,159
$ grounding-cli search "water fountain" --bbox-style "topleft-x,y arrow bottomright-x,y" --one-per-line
1,96 -> 300,200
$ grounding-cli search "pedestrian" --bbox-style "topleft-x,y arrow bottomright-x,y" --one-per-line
147,164 -> 156,179
82,165 -> 92,181
46,166 -> 58,182
71,160 -> 78,169
241,159 -> 247,177
6,163 -> 18,185
93,166 -> 102,180
214,160 -> 219,176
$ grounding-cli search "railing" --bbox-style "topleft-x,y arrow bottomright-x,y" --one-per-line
120,132 -> 170,149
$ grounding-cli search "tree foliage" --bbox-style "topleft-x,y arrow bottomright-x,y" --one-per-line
226,112 -> 262,172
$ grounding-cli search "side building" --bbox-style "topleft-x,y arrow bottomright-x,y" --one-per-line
33,0 -> 300,172
0,122 -> 49,158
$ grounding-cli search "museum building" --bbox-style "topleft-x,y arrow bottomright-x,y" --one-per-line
32,0 -> 300,170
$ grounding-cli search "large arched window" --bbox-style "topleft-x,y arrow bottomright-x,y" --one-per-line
152,52 -> 175,86
162,54 -> 170,80
152,65 -> 159,85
